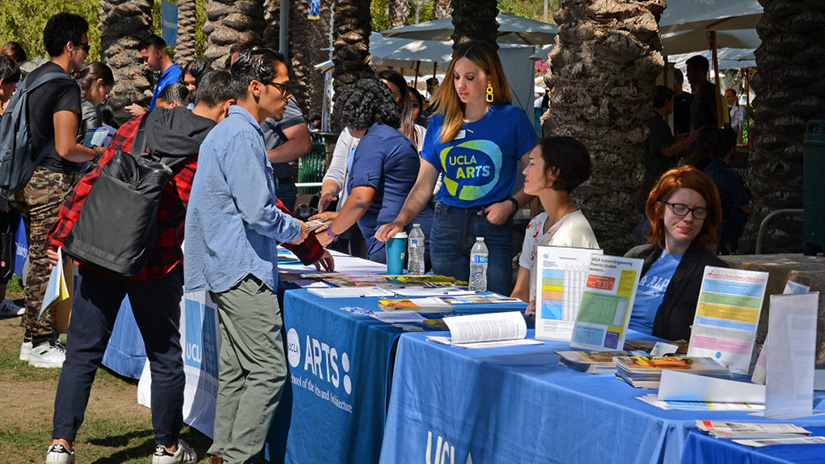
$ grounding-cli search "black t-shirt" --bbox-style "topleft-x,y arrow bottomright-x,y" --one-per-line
26,62 -> 83,173
673,91 -> 692,135
690,82 -> 717,131
635,113 -> 677,212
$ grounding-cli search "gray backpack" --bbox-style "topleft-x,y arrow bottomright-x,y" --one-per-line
0,71 -> 72,199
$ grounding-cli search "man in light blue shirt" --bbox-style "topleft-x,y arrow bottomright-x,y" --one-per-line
184,48 -> 308,464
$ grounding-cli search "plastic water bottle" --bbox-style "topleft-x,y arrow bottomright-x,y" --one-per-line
407,224 -> 426,275
469,237 -> 488,292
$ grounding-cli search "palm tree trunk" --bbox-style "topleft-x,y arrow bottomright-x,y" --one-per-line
176,0 -> 198,64
543,0 -> 666,254
741,1 -> 825,253
203,0 -> 266,69
263,0 -> 281,48
389,0 -> 410,28
99,0 -> 154,124
433,0 -> 452,20
332,0 -> 372,97
450,0 -> 498,51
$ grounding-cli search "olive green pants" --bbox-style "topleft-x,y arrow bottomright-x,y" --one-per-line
208,275 -> 287,464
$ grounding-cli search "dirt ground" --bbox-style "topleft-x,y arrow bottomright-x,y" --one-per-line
0,297 -> 211,463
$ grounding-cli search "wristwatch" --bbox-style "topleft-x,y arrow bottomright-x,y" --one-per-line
507,197 -> 519,213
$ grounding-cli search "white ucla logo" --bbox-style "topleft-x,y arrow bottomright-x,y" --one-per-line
426,431 -> 472,464
286,328 -> 301,368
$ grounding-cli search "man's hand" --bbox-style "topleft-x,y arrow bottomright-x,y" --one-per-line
309,211 -> 338,224
374,222 -> 404,243
47,248 -> 59,268
318,191 -> 338,212
125,103 -> 147,116
524,299 -> 536,318
290,221 -> 309,245
314,250 -> 335,271
482,201 -> 513,226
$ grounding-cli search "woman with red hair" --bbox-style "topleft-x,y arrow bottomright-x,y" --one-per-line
625,166 -> 728,341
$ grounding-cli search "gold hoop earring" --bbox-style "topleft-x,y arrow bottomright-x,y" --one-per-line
485,83 -> 494,103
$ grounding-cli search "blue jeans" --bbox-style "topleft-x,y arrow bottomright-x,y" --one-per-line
52,267 -> 185,446
430,203 -> 514,295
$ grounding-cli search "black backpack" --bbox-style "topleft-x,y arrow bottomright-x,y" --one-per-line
62,116 -> 174,278
0,71 -> 72,200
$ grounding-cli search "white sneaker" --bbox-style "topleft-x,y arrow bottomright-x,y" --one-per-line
152,439 -> 197,464
19,340 -> 32,362
45,443 -> 75,463
0,299 -> 23,317
28,342 -> 66,368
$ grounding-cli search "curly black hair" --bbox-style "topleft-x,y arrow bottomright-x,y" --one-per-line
43,13 -> 88,58
337,78 -> 401,131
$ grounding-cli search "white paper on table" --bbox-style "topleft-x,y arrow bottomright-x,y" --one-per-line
733,437 -> 825,447
570,255 -> 643,351
307,286 -> 395,298
765,292 -> 819,419
533,246 -> 603,341
370,311 -> 425,324
392,288 -> 473,297
637,394 -> 764,411
442,311 -> 527,345
687,266 -> 769,375
658,370 -> 765,403
650,342 -> 679,357
752,280 -> 811,385
426,335 -> 543,349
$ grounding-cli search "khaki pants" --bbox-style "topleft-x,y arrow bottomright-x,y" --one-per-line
208,275 -> 287,464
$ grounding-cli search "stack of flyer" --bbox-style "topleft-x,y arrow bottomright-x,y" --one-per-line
696,421 -> 811,439
614,356 -> 730,389
556,350 -> 648,374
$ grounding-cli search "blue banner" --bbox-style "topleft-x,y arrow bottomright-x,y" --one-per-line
161,0 -> 179,48
307,0 -> 320,19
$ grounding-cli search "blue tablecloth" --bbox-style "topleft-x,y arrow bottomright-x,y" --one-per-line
271,289 -> 526,464
680,427 -> 825,464
380,331 -> 825,464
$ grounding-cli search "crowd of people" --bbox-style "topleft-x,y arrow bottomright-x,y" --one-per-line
0,11 -> 756,464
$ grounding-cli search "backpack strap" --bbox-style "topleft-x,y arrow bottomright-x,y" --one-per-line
19,71 -> 72,95
131,114 -> 150,157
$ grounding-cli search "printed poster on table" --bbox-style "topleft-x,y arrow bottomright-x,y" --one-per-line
570,255 -> 643,351
533,246 -> 603,341
687,266 -> 768,375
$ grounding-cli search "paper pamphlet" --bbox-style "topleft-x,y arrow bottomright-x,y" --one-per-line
307,286 -> 395,298
658,370 -> 765,403
40,248 -> 69,319
733,437 -> 825,447
570,255 -> 642,351
752,280 -> 811,385
426,311 -> 542,349
764,292 -> 819,419
533,246 -> 603,341
650,342 -> 679,357
82,124 -> 117,148
696,421 -> 810,439
370,311 -> 425,324
637,394 -> 764,411
687,266 -> 769,375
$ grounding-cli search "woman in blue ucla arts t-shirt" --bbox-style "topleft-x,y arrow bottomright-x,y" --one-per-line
375,42 -> 537,295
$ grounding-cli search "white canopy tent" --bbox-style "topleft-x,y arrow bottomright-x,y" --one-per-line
659,0 -> 762,34
381,12 -> 557,46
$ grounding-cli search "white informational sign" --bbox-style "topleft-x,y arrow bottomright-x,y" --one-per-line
687,266 -> 769,375
751,280 -> 810,385
765,292 -> 819,419
138,291 -> 221,438
533,246 -> 603,341
570,255 -> 643,351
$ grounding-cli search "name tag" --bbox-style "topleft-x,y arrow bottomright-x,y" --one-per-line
456,130 -> 466,140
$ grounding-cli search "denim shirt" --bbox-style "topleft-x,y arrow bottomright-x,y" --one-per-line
184,105 -> 301,293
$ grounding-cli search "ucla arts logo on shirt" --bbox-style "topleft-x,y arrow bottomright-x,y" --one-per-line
287,328 -> 354,413
439,140 -> 502,201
